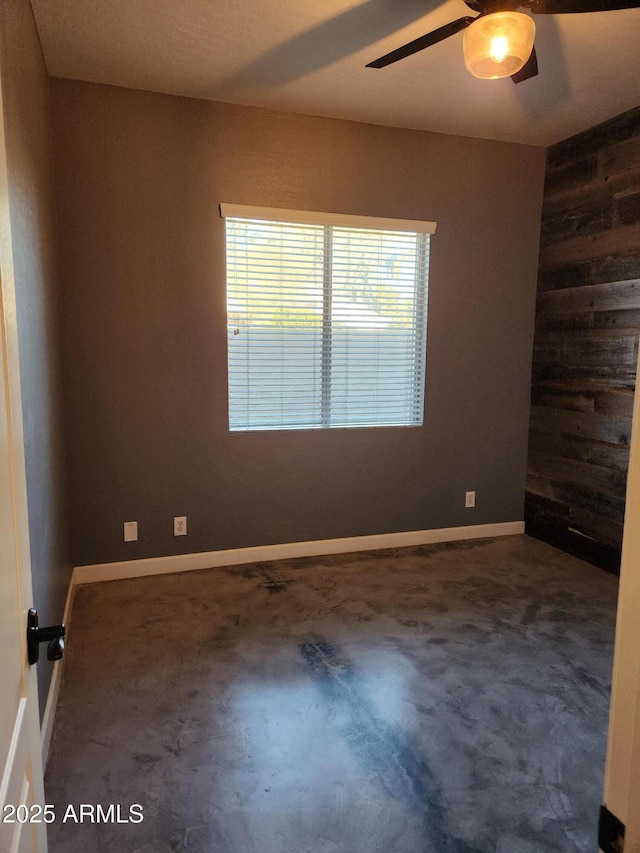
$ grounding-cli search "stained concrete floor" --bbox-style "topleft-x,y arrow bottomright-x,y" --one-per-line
45,535 -> 618,853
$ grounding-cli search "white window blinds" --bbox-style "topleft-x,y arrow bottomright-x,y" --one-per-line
223,207 -> 432,432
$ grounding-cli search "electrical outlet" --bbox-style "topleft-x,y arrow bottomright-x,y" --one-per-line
174,516 -> 187,536
465,491 -> 476,508
124,521 -> 138,542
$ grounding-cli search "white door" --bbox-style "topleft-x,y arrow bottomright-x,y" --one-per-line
0,69 -> 48,853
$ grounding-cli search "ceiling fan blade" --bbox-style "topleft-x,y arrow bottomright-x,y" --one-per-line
531,0 -> 640,13
366,17 -> 475,68
511,45 -> 539,83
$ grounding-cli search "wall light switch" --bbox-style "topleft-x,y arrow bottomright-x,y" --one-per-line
465,491 -> 476,508
174,516 -> 187,536
124,521 -> 138,542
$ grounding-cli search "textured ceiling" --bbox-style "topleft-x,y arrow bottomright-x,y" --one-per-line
30,0 -> 640,146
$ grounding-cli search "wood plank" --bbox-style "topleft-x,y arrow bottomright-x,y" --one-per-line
528,428 -> 630,472
544,155 -> 597,195
550,326 -> 640,341
540,173 -> 639,243
615,187 -> 640,227
524,492 -> 569,526
594,388 -> 636,418
532,332 -> 638,382
529,405 -> 632,446
546,107 -> 640,169
528,450 -> 627,498
541,197 -> 613,246
534,312 -> 593,334
532,361 -> 637,384
524,492 -> 569,530
524,513 -> 621,573
538,251 -> 640,291
594,308 -> 640,331
541,162 -> 640,218
537,278 -> 640,314
526,472 -> 626,522
530,384 -> 594,413
539,223 -> 639,268
601,134 -> 640,181
569,506 -> 624,550
531,379 -> 635,394
533,333 -> 637,371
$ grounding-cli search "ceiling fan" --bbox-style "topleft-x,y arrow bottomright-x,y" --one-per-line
366,0 -> 640,83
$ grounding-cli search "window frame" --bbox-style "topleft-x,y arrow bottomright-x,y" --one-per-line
221,205 -> 437,434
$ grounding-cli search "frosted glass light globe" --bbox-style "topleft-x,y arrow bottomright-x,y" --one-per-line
463,11 -> 535,79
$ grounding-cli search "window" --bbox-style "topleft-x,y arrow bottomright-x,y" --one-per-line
221,205 -> 435,432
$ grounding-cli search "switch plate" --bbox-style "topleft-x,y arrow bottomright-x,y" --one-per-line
174,516 -> 187,536
465,491 -> 476,508
124,521 -> 138,542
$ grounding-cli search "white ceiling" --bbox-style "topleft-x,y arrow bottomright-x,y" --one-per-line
30,0 -> 640,147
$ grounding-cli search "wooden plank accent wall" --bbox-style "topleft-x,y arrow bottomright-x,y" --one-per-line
526,107 -> 640,572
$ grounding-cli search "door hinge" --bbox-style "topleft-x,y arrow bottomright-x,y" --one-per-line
599,804 -> 625,853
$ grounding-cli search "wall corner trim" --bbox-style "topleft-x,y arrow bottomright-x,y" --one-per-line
73,522 -> 525,585
40,567 -> 78,769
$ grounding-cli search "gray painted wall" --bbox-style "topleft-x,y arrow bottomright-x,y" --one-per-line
51,79 -> 546,567
0,0 -> 71,716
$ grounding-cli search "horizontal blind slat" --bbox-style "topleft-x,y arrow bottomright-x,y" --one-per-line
226,216 -> 429,431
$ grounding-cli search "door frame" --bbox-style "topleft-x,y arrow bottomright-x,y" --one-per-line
602,346 -> 640,851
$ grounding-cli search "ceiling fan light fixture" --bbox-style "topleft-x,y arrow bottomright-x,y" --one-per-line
463,11 -> 535,79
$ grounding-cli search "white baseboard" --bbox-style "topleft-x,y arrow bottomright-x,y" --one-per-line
74,521 -> 524,585
40,567 -> 77,769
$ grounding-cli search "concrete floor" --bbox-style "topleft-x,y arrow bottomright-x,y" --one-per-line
45,535 -> 617,853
